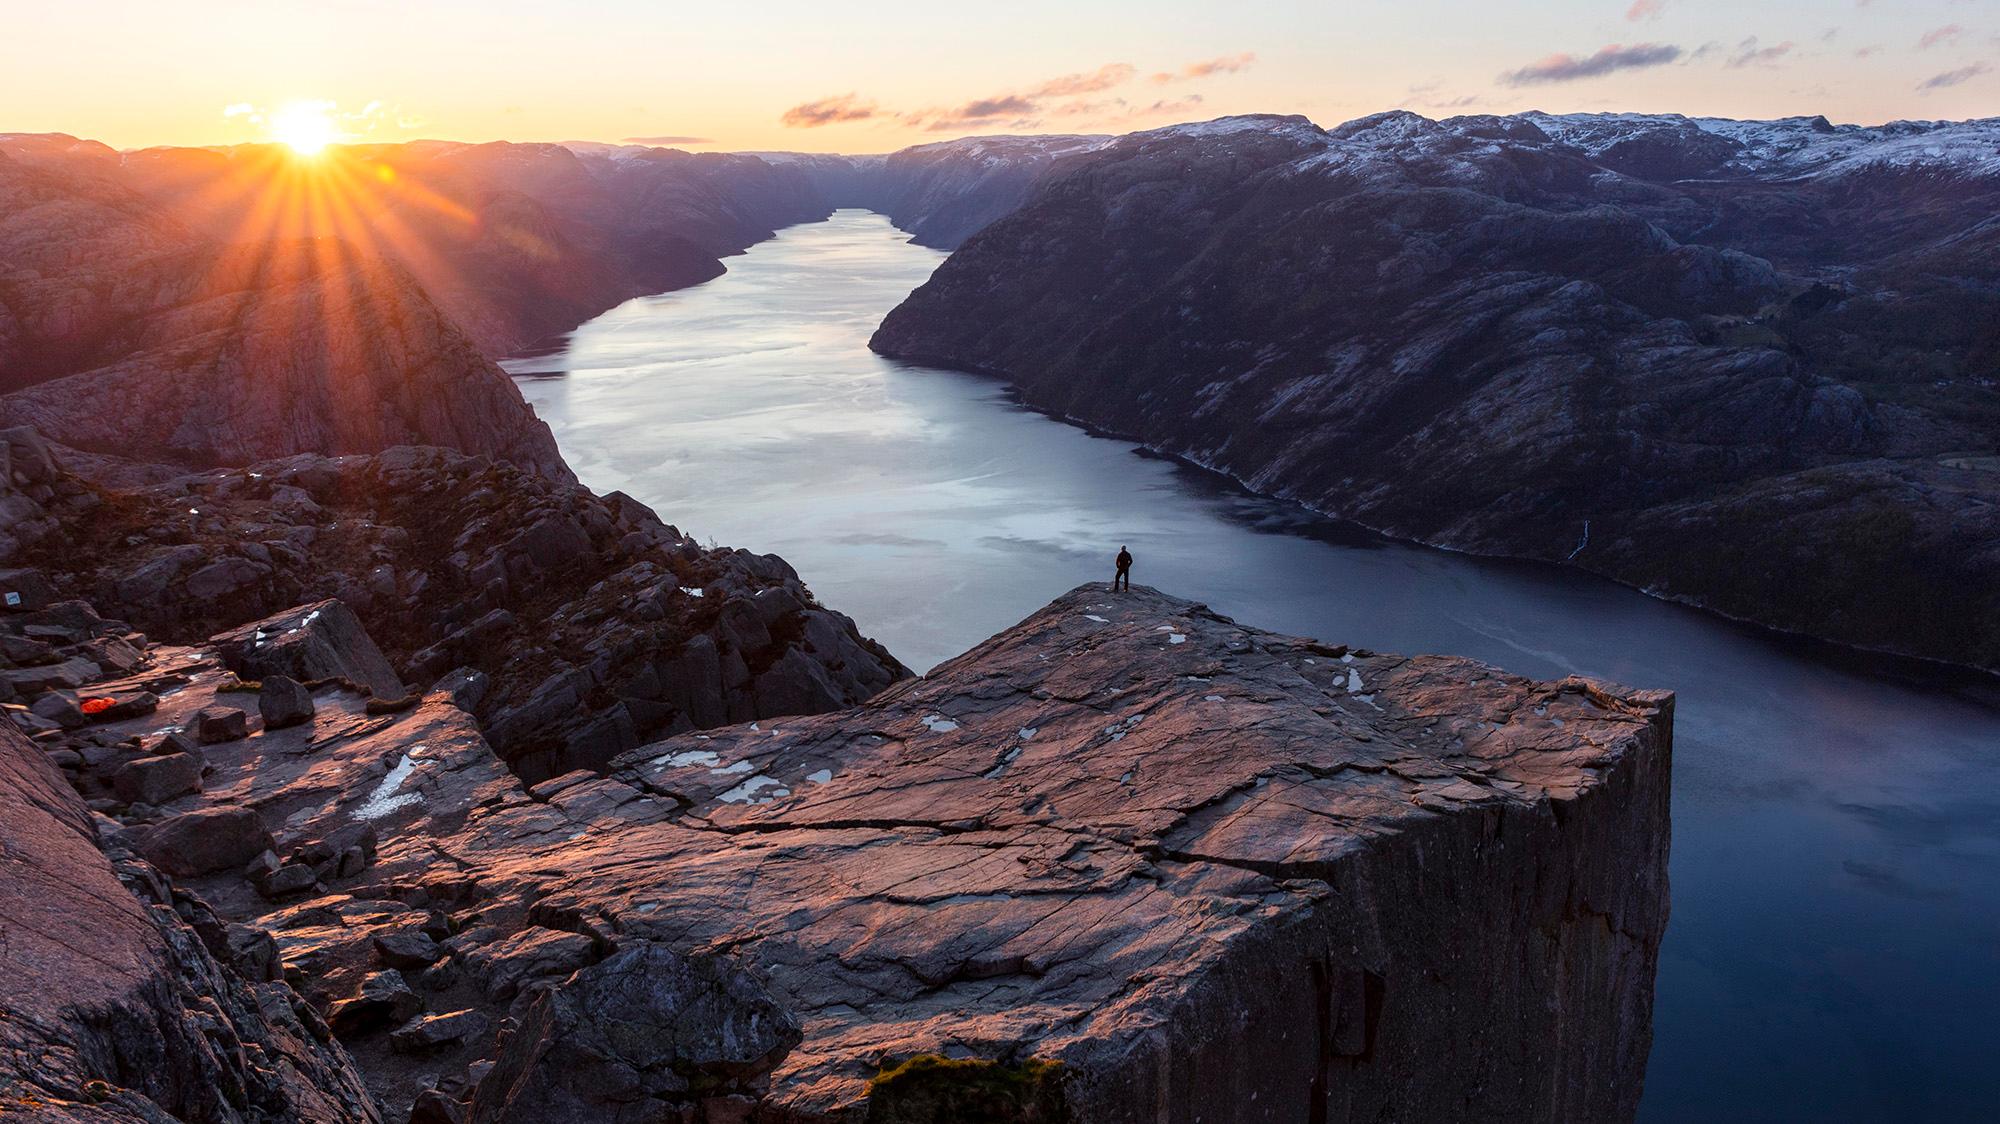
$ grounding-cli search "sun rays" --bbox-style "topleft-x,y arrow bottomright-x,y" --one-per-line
148,121 -> 492,405
270,101 -> 339,156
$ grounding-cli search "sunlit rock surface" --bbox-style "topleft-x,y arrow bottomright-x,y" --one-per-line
0,721 -> 381,1122
36,582 -> 1669,1121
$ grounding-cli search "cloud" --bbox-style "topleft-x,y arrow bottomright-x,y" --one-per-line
1853,45 -> 1884,58
1150,52 -> 1257,84
1727,37 -> 1796,68
1185,52 -> 1257,78
1625,0 -> 1664,21
1498,42 -> 1682,85
1918,24 -> 1964,49
1031,63 -> 1134,97
906,62 -> 1146,130
1919,61 -> 1991,90
622,135 -> 712,146
1135,95 -> 1207,116
222,102 -> 257,119
860,53 -> 1248,135
953,95 -> 1039,119
780,94 -> 878,128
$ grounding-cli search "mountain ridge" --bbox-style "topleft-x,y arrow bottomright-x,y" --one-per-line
870,109 -> 2000,670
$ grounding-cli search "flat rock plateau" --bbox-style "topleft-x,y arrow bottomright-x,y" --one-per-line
1,569 -> 1671,1122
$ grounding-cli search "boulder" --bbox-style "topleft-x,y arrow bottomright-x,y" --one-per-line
375,930 -> 444,970
0,632 -> 54,663
257,673 -> 316,729
328,969 -> 425,1036
1,655 -> 98,693
184,556 -> 272,601
29,691 -> 85,728
113,751 -> 203,805
0,567 -> 57,612
187,704 -> 248,743
211,599 -> 407,699
462,926 -> 600,1001
252,861 -> 319,900
136,806 -> 273,876
468,944 -> 800,1123
390,1009 -> 491,1055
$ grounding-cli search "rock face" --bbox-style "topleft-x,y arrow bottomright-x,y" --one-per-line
469,945 -> 802,1123
43,582 -> 1668,1122
871,111 -> 2000,670
0,722 -> 381,1121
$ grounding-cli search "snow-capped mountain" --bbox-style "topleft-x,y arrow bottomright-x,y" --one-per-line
872,110 -> 2000,670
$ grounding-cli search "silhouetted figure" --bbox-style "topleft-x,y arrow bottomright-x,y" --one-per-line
1114,546 -> 1133,591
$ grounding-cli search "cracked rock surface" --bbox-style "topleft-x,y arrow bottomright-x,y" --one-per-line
8,583 -> 1670,1122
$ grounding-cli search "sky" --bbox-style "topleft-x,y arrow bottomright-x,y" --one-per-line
4,0 -> 1995,152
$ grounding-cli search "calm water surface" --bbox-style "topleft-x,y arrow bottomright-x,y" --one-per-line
505,211 -> 2000,1121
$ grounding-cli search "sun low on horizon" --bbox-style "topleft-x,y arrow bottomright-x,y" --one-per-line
269,101 -> 340,156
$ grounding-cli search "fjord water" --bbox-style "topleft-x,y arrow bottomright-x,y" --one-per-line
505,211 -> 2000,1120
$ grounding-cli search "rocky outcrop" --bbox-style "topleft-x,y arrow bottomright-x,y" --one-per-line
16,441 -> 904,781
0,720 -> 381,1121
39,582 -> 1668,1121
871,111 -> 2000,669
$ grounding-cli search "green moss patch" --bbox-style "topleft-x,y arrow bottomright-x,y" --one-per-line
866,1055 -> 1070,1124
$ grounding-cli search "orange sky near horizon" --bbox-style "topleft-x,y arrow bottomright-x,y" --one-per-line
6,0 -> 1995,153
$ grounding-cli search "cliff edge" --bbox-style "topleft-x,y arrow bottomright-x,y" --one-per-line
24,581 -> 1671,1121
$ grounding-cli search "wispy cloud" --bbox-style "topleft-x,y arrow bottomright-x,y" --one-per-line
947,95 -> 1038,121
622,135 -> 711,146
1727,37 -> 1796,68
1625,0 -> 1665,22
809,54 -> 1248,136
904,61 -> 1147,130
1498,42 -> 1682,85
1135,95 -> 1207,117
1032,64 -> 1135,97
1150,52 -> 1257,84
1403,82 -> 1485,111
1919,61 -> 1990,90
780,94 -> 878,128
1918,24 -> 1964,49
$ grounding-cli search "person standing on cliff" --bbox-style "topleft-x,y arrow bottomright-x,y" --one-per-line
1114,546 -> 1133,591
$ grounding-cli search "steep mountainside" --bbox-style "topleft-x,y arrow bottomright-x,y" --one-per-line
873,112 -> 2000,669
2,134 -> 834,357
765,134 -> 1111,248
0,148 -> 570,479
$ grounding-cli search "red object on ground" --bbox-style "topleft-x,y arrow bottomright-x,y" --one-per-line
79,697 -> 117,715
